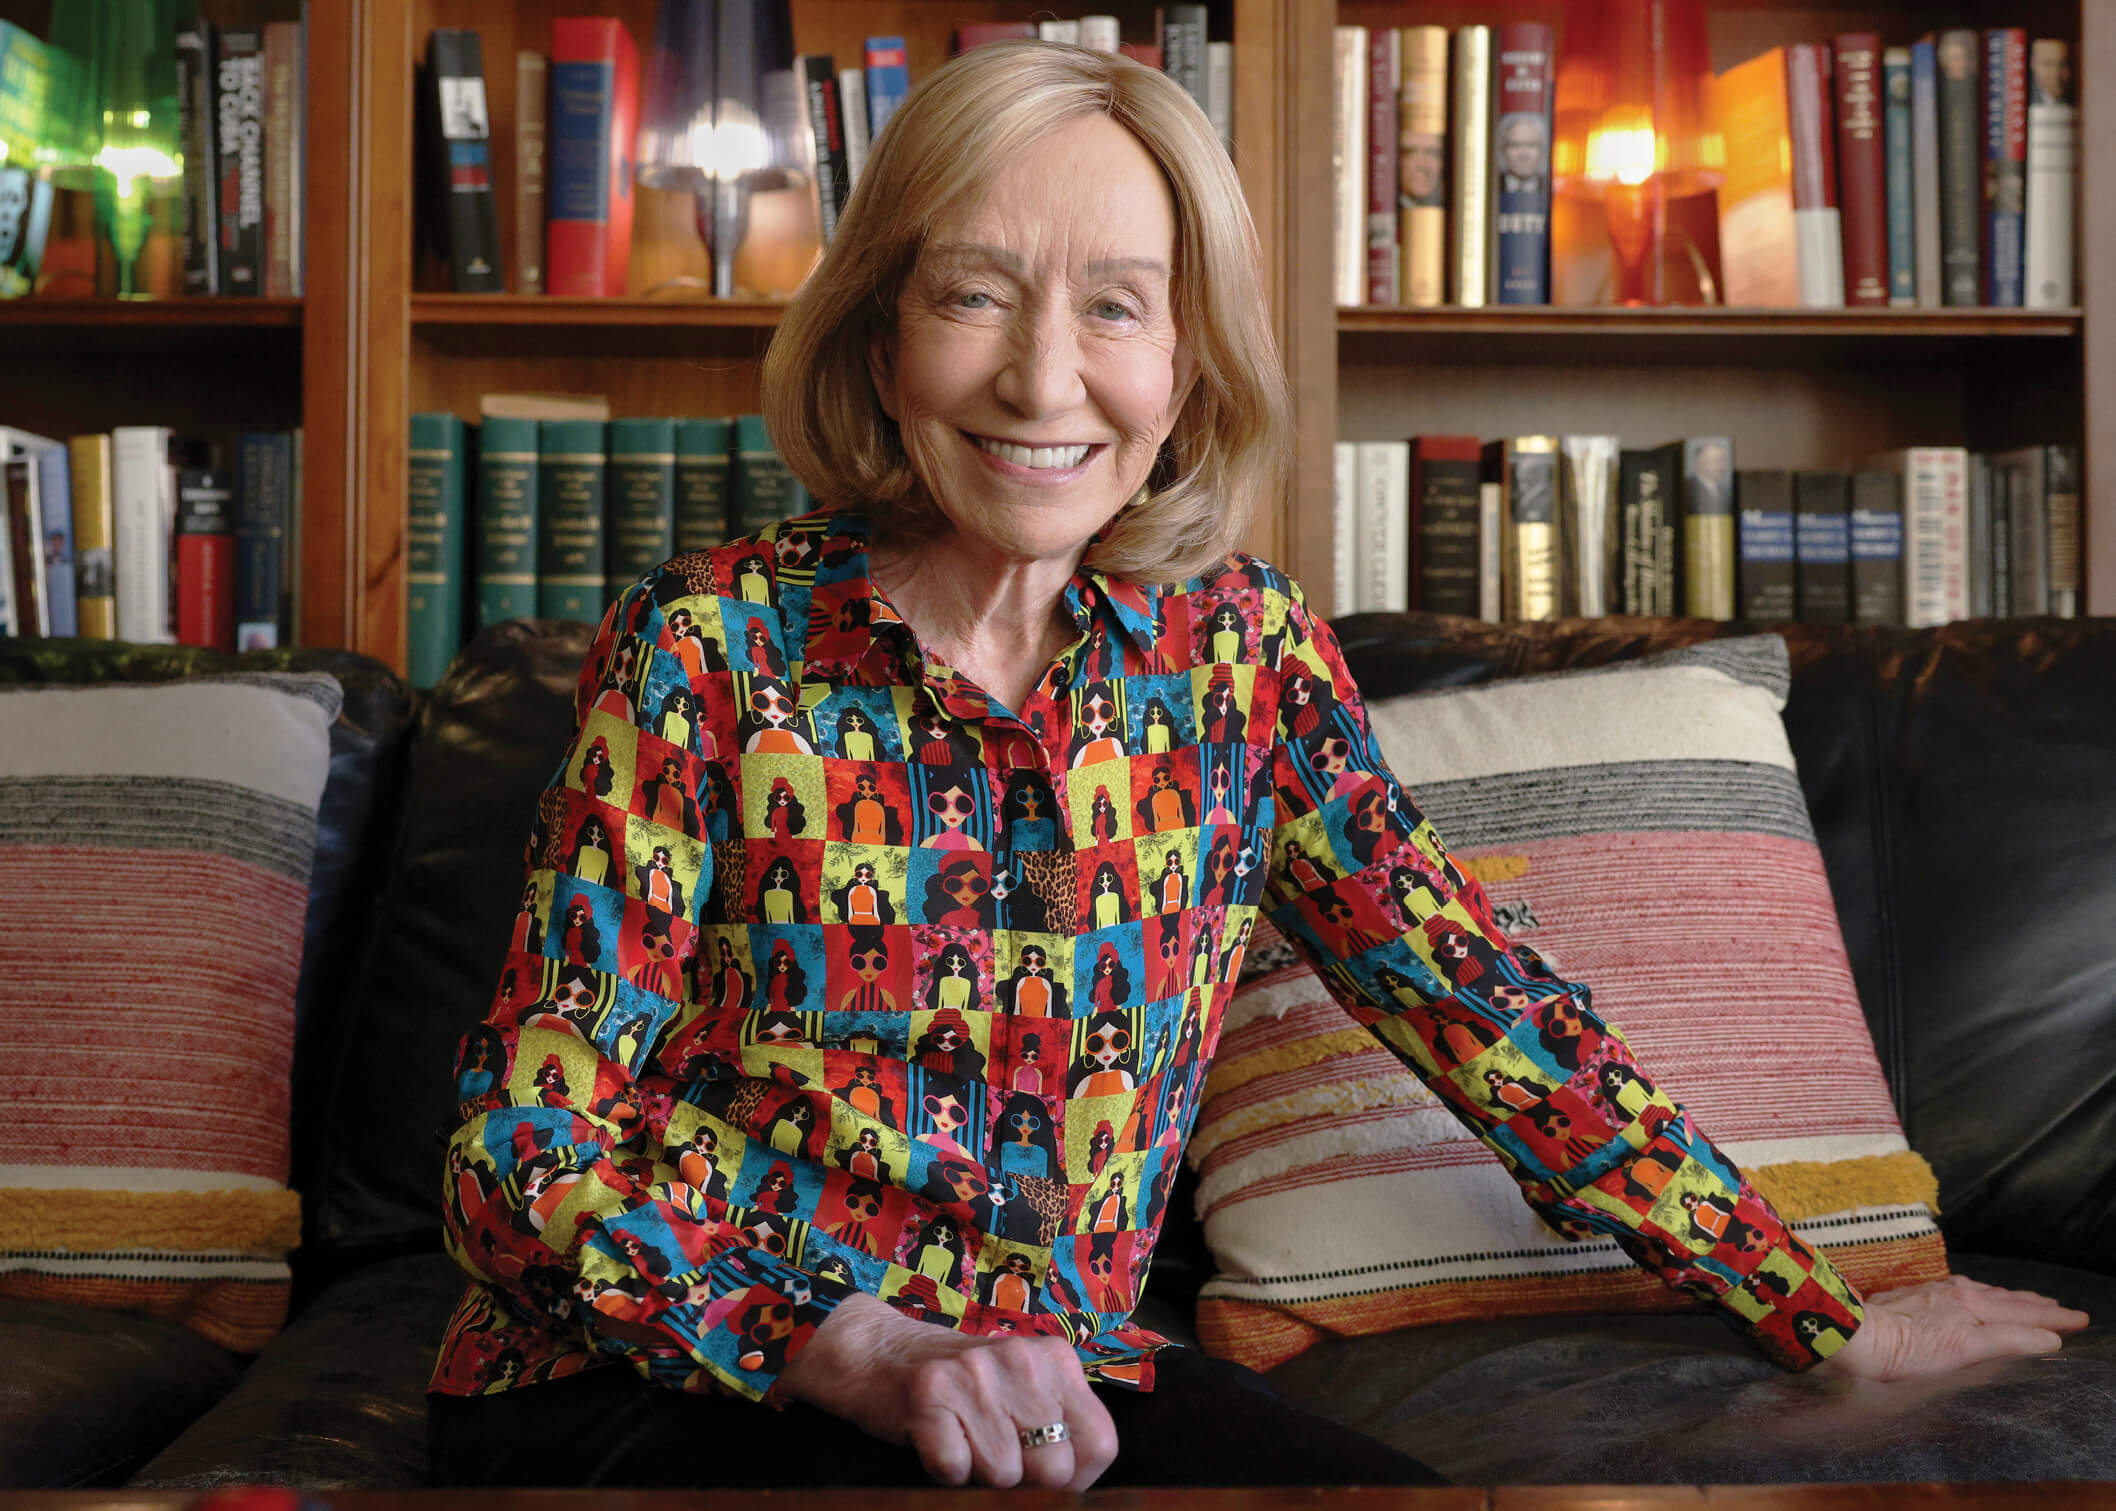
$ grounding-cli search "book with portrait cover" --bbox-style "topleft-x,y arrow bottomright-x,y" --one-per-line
2023,40 -> 2076,310
1490,23 -> 1553,305
68,434 -> 115,639
1396,26 -> 1448,309
1683,436 -> 1737,620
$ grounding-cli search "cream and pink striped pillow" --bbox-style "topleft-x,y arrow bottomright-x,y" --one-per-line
1191,638 -> 1946,1372
0,674 -> 340,1350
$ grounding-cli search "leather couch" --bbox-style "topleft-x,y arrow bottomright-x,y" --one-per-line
1,610 -> 2111,1489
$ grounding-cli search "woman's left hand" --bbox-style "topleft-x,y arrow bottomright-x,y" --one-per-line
1814,1275 -> 2090,1381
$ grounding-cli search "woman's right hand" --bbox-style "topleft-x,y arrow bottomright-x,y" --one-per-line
774,1290 -> 1120,1489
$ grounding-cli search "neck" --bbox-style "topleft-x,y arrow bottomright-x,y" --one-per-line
869,522 -> 1085,712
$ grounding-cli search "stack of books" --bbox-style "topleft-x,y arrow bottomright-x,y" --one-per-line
174,18 -> 308,297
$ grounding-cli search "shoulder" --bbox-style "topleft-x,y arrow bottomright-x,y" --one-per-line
1157,552 -> 1323,647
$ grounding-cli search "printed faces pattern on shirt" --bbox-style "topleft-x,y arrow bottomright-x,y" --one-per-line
430,511 -> 1864,1402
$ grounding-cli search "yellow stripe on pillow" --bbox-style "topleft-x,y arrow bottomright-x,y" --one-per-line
0,1187 -> 304,1255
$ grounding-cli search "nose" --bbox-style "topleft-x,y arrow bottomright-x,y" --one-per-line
993,296 -> 1087,420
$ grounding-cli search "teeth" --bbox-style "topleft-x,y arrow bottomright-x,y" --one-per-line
972,435 -> 1091,470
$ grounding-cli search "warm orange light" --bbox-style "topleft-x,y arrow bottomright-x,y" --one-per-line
1554,0 -> 1721,199
1585,113 -> 1659,186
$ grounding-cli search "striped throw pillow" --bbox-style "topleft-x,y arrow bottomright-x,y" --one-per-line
1191,637 -> 1946,1372
0,673 -> 341,1351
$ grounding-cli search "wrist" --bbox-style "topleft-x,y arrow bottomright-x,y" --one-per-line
775,1291 -> 977,1425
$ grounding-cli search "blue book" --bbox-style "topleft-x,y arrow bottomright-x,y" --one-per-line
1793,471 -> 1852,624
864,36 -> 909,143
1735,470 -> 1795,623
1910,41 -> 1940,306
407,412 -> 469,687
1850,469 -> 1905,624
236,432 -> 293,650
1882,48 -> 1916,306
1490,24 -> 1553,305
1983,29 -> 2025,307
34,443 -> 75,637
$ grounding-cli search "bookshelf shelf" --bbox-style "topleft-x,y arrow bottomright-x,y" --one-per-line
4,297 -> 305,327
410,294 -> 789,328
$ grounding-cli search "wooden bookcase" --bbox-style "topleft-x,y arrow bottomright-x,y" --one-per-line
1,0 -> 2107,669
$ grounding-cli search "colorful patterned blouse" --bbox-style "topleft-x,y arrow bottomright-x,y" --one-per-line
430,510 -> 1864,1401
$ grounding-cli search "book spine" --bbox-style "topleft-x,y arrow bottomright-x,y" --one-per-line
263,21 -> 300,298
33,444 -> 74,636
175,20 -> 220,295
1793,471 -> 1851,623
1364,28 -> 1398,306
1410,437 -> 1484,617
1967,452 -> 1993,617
1983,29 -> 2027,307
1832,35 -> 1887,307
1490,24 -> 1552,305
1166,5 -> 1209,111
673,417 -> 732,555
1736,470 -> 1796,621
864,37 -> 909,143
1849,469 -> 1904,624
608,416 -> 676,601
1397,27 -> 1448,310
476,416 -> 539,627
2002,449 -> 2049,614
1477,481 -> 1502,621
69,436 -> 116,639
1988,458 -> 2013,615
515,51 -> 547,295
424,30 -> 502,292
1557,435 -> 1618,618
1683,437 -> 1736,620
2023,40 -> 2076,310
1936,30 -> 1983,305
1037,21 -> 1080,46
1078,17 -> 1120,54
1712,49 -> 1800,308
1911,41 -> 1942,307
801,57 -> 850,246
1354,441 -> 1409,614
285,428 -> 301,643
548,19 -> 640,298
1451,27 -> 1490,307
837,68 -> 870,188
214,29 -> 266,295
1787,44 -> 1844,307
408,413 -> 469,686
1331,441 -> 1357,613
2044,443 -> 2081,617
1205,42 -> 1234,154
0,462 -> 14,634
1897,447 -> 1966,627
176,467 -> 237,651
3,458 -> 41,635
1618,447 -> 1677,616
537,417 -> 607,622
1491,437 -> 1558,621
111,427 -> 174,644
1331,26 -> 1367,307
731,414 -> 807,537
235,432 -> 291,649
1882,49 -> 1916,306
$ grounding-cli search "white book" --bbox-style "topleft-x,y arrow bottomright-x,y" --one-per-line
1451,26 -> 1491,307
1037,20 -> 1080,46
0,428 -> 61,637
1911,42 -> 1942,307
1077,16 -> 1120,53
1331,442 -> 1358,617
1205,42 -> 1234,154
837,68 -> 870,191
112,425 -> 176,645
1355,441 -> 1410,614
2023,39 -> 2076,310
1559,435 -> 1620,617
1795,208 -> 1845,307
1878,446 -> 1969,628
1477,481 -> 1503,621
1332,26 -> 1368,308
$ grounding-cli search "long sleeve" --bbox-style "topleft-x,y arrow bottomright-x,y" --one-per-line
439,578 -> 853,1398
1258,588 -> 1864,1370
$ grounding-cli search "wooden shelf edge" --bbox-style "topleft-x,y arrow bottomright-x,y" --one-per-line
1338,306 -> 2084,339
412,294 -> 790,328
0,297 -> 304,328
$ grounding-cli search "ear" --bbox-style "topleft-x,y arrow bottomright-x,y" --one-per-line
867,321 -> 900,420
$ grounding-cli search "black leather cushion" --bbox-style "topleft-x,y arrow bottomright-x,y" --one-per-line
0,638 -> 416,1261
0,1298 -> 244,1488
1264,1252 -> 2116,1484
303,621 -> 596,1265
129,1252 -> 465,1490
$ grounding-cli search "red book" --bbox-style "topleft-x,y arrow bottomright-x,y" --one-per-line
1786,43 -> 1843,306
546,17 -> 641,298
175,468 -> 237,652
1118,41 -> 1162,69
954,21 -> 1033,54
1365,29 -> 1399,305
1832,34 -> 1888,306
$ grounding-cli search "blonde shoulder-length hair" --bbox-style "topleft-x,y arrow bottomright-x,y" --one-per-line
761,40 -> 1292,585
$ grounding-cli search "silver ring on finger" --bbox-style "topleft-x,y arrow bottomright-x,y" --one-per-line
1019,1421 -> 1069,1450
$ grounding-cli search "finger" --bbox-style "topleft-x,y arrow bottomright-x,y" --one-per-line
1053,1376 -> 1119,1491
1960,1287 -> 2092,1333
958,1396 -> 1027,1489
1952,1322 -> 2065,1368
909,1406 -> 976,1488
1013,1422 -> 1079,1490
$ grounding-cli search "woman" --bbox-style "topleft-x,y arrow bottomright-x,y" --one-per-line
429,41 -> 2084,1494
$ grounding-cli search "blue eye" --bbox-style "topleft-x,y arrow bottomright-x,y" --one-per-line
1094,299 -> 1134,321
957,290 -> 992,309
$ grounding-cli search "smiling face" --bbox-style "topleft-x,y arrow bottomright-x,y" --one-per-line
867,112 -> 1199,566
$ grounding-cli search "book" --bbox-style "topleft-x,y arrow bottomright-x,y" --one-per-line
1736,469 -> 1796,622
1968,452 -> 1993,617
1164,5 -> 1209,112
264,20 -> 304,298
1409,435 -> 1483,617
2,455 -> 44,636
1849,469 -> 1904,625
1983,29 -> 2027,307
69,435 -> 115,639
674,416 -> 733,555
479,391 -> 611,422
548,18 -> 642,298
2044,443 -> 2082,618
34,441 -> 74,636
1078,17 -> 1120,54
1450,26 -> 1490,307
1787,44 -> 1844,307
837,67 -> 870,188
1793,470 -> 1851,623
731,413 -> 806,538
1490,23 -> 1553,306
1714,48 -> 1800,308
1988,454 -> 2012,615
1331,441 -> 1356,615
1832,34 -> 1887,307
175,20 -> 220,296
111,426 -> 175,645
176,466 -> 238,651
1486,436 -> 1558,622
1363,27 -> 1398,306
1205,42 -> 1234,154
864,37 -> 909,144
1683,436 -> 1736,620
1619,444 -> 1680,616
2023,39 -> 2074,310
408,412 -> 469,686
1882,47 -> 1916,306
475,415 -> 538,628
797,56 -> 850,246
1477,481 -> 1502,621
1992,446 -> 2050,615
1331,26 -> 1367,307
515,51 -> 548,295
215,27 -> 266,295
236,432 -> 294,650
1936,29 -> 1982,306
1353,441 -> 1409,614
608,416 -> 676,602
1911,40 -> 1942,307
1036,21 -> 1080,46
1396,27 -> 1447,310
537,416 -> 608,622
288,428 -> 303,642
1875,446 -> 1969,627
1556,435 -> 1619,618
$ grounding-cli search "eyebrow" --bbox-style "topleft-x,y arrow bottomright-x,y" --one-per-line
924,241 -> 1170,279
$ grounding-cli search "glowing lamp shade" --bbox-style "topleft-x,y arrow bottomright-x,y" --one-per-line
1552,0 -> 1721,305
49,0 -> 186,298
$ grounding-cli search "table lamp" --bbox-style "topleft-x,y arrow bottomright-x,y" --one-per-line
1552,0 -> 1722,305
49,0 -> 186,298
